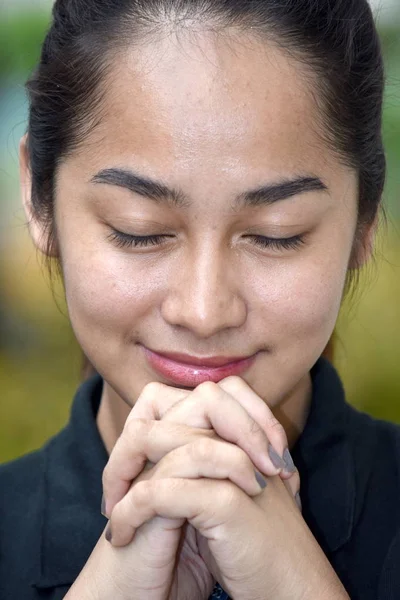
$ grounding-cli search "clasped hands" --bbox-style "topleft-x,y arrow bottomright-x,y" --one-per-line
100,377 -> 346,600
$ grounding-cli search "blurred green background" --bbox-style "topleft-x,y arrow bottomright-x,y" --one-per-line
0,2 -> 399,463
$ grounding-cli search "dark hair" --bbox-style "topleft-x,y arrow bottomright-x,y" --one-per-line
25,0 -> 386,374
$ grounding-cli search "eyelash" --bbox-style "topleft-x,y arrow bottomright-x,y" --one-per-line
108,231 -> 172,248
108,230 -> 306,251
109,229 -> 304,250
247,235 -> 305,251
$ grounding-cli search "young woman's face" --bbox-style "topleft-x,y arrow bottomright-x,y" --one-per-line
28,32 -> 360,407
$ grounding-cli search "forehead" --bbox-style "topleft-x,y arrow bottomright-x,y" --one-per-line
79,30 -> 334,182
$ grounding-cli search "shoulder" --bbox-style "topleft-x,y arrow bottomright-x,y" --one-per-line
0,447 -> 49,597
0,447 -> 45,508
0,445 -> 48,544
337,406 -> 400,599
0,444 -> 45,477
373,415 -> 400,465
345,404 -> 400,514
347,404 -> 400,477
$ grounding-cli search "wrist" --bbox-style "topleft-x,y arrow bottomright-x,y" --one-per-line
270,529 -> 350,600
291,558 -> 350,600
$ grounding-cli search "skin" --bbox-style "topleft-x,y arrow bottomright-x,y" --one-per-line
21,29 -> 365,453
19,27 -> 375,599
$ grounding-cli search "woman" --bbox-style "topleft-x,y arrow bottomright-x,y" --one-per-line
0,0 -> 397,598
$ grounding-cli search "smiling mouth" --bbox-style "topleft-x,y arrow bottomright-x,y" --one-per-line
141,345 -> 259,386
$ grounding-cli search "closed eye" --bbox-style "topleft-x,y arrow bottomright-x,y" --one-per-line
107,230 -> 306,252
243,234 -> 306,251
107,231 -> 174,248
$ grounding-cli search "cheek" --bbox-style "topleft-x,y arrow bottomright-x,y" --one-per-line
61,247 -> 164,342
251,253 -> 348,345
284,269 -> 343,338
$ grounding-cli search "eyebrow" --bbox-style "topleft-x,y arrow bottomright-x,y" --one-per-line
90,167 -> 329,209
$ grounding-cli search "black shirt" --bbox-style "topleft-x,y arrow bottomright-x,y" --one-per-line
1,357 -> 400,599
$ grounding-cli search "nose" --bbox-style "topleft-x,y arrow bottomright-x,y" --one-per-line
161,245 -> 246,338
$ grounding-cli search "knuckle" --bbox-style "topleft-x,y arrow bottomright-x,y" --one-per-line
141,381 -> 164,400
163,477 -> 182,495
151,477 -> 181,500
133,476 -> 182,503
220,481 -> 242,511
248,418 -> 263,437
191,437 -> 214,462
196,380 -> 219,397
125,417 -> 151,438
131,479 -> 153,507
219,375 -> 246,393
112,480 -> 153,525
267,416 -> 286,437
237,450 -> 253,473
108,496 -> 125,526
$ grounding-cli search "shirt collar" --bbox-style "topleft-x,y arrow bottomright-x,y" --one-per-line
32,375 -> 108,589
292,357 -> 356,554
32,356 -> 358,589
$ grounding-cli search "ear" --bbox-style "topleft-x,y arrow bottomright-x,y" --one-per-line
19,133 -> 56,256
353,210 -> 380,268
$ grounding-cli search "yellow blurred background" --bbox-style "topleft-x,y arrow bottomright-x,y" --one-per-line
1,2 -> 399,463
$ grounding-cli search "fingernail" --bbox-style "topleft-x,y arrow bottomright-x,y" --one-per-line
101,494 -> 107,518
268,443 -> 286,470
295,491 -> 302,511
254,469 -> 267,489
105,522 -> 112,543
283,448 -> 296,473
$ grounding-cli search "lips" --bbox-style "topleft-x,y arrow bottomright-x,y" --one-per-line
142,345 -> 258,387
150,350 -> 253,367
